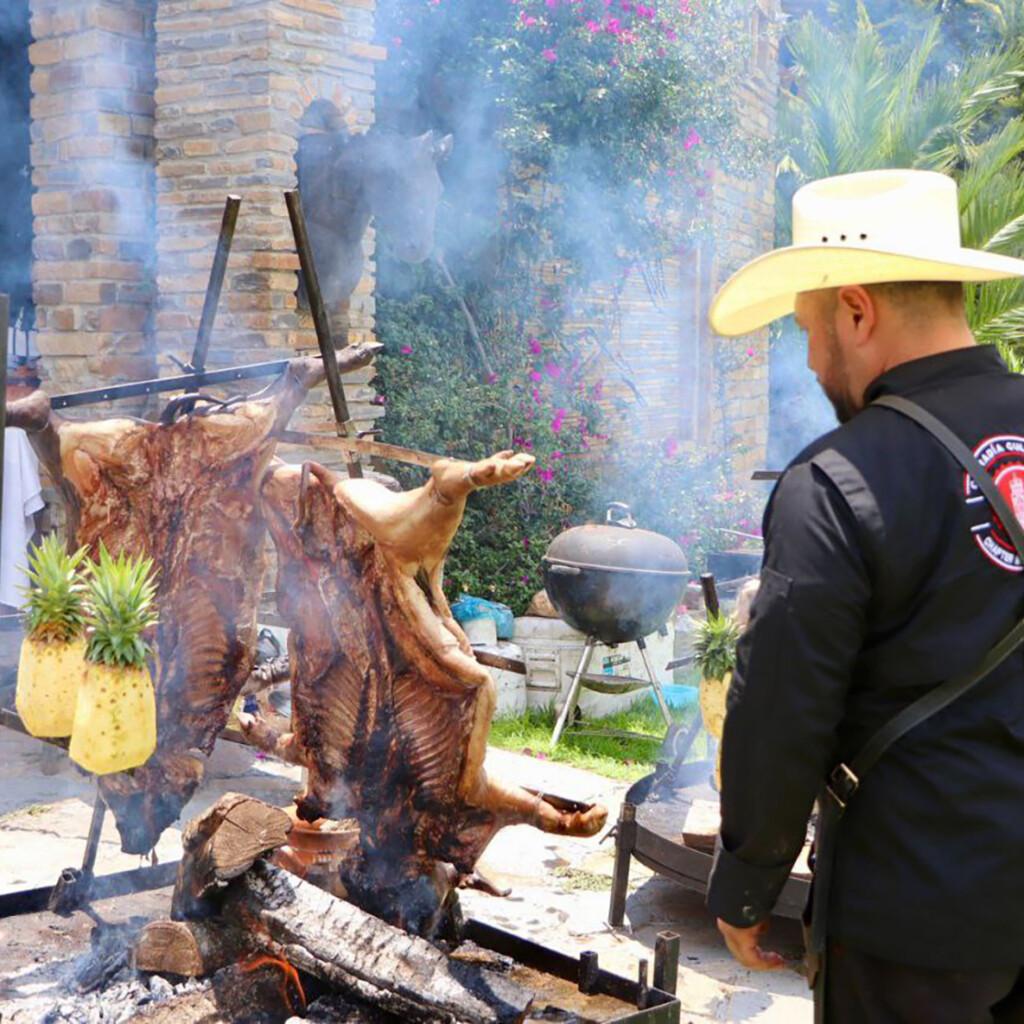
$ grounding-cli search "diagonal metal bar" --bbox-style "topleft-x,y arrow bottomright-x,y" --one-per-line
190,194 -> 241,374
284,188 -> 362,479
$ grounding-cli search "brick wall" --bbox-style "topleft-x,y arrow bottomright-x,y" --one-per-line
28,0 -> 156,402
153,0 -> 385,443
706,0 -> 779,481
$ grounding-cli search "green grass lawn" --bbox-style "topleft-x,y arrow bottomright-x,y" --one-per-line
489,697 -> 704,782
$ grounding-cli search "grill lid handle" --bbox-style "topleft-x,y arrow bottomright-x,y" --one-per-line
605,502 -> 637,529
548,563 -> 582,576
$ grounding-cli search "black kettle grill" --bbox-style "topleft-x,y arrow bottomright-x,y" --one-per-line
541,504 -> 688,746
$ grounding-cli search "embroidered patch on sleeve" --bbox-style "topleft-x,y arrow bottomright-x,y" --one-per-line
964,435 -> 1024,573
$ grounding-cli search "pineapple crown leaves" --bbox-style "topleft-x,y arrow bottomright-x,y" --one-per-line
693,611 -> 741,681
20,533 -> 89,643
84,543 -> 160,669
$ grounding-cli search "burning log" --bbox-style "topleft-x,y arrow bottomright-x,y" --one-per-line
133,919 -> 250,978
223,861 -> 534,1024
171,792 -> 292,919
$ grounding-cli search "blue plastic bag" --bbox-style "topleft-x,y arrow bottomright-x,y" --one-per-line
450,594 -> 516,640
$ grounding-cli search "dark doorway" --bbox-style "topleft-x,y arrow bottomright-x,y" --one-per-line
0,0 -> 33,332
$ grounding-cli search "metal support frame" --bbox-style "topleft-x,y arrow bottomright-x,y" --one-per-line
284,188 -> 362,480
550,635 -> 674,748
189,195 -> 241,375
609,801 -> 637,927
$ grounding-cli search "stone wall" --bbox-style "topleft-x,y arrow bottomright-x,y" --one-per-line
28,0 -> 157,400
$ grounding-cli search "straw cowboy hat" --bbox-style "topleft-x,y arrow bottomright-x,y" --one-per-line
709,168 -> 1024,337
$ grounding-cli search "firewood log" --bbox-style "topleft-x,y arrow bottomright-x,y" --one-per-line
223,861 -> 533,1024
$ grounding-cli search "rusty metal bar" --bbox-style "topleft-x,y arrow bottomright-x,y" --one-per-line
609,801 -> 637,927
190,194 -> 241,374
653,932 -> 680,995
700,573 -> 720,619
0,293 -> 8,548
279,429 -> 443,470
283,188 -> 362,479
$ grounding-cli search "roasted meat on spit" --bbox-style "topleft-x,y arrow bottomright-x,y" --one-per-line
6,348 -> 379,853
242,451 -> 609,932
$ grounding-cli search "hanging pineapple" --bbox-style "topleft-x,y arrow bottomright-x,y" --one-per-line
693,611 -> 741,791
69,544 -> 159,775
16,534 -> 90,737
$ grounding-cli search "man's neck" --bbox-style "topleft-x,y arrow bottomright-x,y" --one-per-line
874,322 -> 977,378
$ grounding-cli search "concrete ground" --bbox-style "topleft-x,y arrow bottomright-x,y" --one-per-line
0,725 -> 811,1022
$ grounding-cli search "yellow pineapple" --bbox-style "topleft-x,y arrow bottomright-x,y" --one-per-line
694,611 -> 741,791
69,544 -> 159,775
16,534 -> 89,738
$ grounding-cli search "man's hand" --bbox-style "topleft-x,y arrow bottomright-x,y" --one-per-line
716,917 -> 785,970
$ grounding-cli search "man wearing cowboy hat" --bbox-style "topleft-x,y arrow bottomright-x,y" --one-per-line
705,168 -> 1024,1021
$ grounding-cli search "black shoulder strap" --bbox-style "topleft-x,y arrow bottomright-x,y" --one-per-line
838,394 -> 1024,793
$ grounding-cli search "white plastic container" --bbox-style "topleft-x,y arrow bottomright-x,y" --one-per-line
513,615 -> 675,718
475,641 -> 527,716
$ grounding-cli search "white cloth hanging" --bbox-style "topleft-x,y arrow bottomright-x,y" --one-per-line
1,427 -> 45,608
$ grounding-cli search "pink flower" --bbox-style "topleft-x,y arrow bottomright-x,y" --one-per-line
551,408 -> 567,432
544,362 -> 562,379
663,436 -> 679,458
606,16 -> 622,32
528,336 -> 543,355
400,345 -> 413,354
520,11 -> 538,24
586,18 -> 602,30
684,127 -> 701,150
550,450 -> 564,460
542,47 -> 558,62
746,346 -> 755,357
663,25 -> 678,39
546,0 -> 558,6
531,388 -> 542,404
529,369 -> 543,382
538,468 -> 555,483
486,371 -> 499,383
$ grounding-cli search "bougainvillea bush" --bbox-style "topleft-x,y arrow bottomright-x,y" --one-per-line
373,0 -> 770,612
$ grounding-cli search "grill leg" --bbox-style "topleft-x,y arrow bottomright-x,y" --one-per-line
637,637 -> 672,728
551,638 -> 596,747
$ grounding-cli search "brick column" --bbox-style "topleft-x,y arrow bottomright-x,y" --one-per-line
154,0 -> 384,439
29,0 -> 156,397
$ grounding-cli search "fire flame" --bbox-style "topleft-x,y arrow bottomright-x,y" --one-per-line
239,954 -> 307,1015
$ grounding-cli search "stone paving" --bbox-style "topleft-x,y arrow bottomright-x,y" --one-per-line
0,725 -> 811,1022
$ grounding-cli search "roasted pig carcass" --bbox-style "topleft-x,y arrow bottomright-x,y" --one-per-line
6,348 -> 379,852
242,451 -> 608,933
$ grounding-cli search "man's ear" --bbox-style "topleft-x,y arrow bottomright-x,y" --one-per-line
836,285 -> 876,341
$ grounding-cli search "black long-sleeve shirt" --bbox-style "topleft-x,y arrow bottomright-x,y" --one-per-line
706,345 -> 1024,969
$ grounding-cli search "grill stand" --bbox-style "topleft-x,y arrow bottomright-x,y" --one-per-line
550,635 -> 673,747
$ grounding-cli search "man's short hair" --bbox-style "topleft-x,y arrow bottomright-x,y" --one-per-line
865,280 -> 964,310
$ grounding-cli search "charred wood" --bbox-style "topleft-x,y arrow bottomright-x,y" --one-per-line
223,861 -> 534,1024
